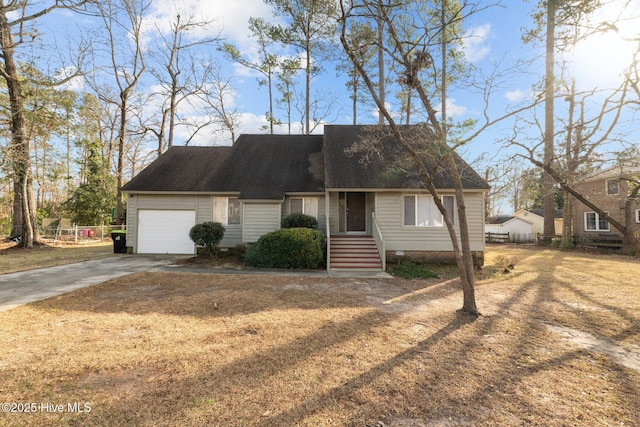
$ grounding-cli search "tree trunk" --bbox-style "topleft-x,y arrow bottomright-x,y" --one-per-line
561,192 -> 573,247
542,0 -> 556,242
377,4 -> 384,126
10,180 -> 23,238
0,10 -> 37,248
305,45 -> 311,134
115,94 -> 127,225
447,154 -> 478,314
168,72 -> 177,148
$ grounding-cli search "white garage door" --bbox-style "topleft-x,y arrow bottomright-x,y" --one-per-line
138,210 -> 196,254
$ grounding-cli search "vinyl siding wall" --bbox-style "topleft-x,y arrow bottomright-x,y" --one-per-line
375,192 -> 485,252
243,203 -> 281,243
126,194 -> 330,251
126,194 -> 245,252
127,191 -> 486,253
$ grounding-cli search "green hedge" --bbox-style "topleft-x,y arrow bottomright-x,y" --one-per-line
244,228 -> 324,269
281,212 -> 318,229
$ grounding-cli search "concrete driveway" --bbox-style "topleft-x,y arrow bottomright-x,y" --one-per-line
0,255 -> 187,312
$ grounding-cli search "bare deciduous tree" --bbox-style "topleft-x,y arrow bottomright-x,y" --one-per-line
149,12 -> 218,153
0,0 -> 90,248
88,0 -> 149,225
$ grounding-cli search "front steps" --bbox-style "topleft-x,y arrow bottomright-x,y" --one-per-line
329,235 -> 383,271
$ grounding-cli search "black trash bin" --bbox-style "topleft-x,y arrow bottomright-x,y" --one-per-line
110,230 -> 127,253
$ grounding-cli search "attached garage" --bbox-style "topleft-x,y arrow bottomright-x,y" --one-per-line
137,210 -> 196,254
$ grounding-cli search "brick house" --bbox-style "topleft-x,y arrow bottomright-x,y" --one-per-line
570,166 -> 640,239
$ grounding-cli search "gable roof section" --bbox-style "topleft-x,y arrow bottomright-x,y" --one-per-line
212,134 -> 325,199
122,135 -> 325,199
487,215 -> 533,225
121,146 -> 232,192
323,125 -> 490,190
486,215 -> 514,225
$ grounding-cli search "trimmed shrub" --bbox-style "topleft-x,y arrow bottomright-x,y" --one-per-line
281,212 -> 318,229
244,228 -> 324,269
189,222 -> 225,257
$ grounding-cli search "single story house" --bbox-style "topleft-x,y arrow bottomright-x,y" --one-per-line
121,125 -> 490,271
485,215 -> 534,243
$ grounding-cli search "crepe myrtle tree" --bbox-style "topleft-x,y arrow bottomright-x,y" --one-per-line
189,221 -> 225,257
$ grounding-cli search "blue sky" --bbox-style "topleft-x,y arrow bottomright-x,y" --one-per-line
32,0 -> 636,147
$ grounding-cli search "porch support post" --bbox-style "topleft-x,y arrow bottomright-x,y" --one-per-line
325,190 -> 331,272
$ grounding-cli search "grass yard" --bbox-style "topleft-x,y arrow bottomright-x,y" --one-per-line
0,246 -> 639,426
0,240 -> 114,274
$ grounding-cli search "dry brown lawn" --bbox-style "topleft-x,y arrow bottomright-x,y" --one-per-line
0,240 -> 114,274
0,246 -> 639,426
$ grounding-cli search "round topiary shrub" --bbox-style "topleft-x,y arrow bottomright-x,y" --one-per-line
281,212 -> 318,229
189,221 -> 225,257
244,228 -> 324,269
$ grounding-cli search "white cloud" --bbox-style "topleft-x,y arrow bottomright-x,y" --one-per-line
145,0 -> 277,46
55,67 -> 85,91
462,23 -> 492,63
442,98 -> 468,118
505,89 -> 527,103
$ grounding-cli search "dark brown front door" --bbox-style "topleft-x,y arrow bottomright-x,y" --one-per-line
346,192 -> 366,232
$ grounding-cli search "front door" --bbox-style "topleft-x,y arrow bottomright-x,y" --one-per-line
346,192 -> 367,232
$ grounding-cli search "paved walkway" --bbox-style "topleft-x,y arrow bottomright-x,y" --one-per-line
0,255 -> 392,312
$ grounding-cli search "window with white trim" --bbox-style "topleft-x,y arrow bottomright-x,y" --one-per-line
636,209 -> 640,223
584,211 -> 609,231
403,195 -> 455,227
289,197 -> 318,218
213,197 -> 241,225
606,179 -> 619,195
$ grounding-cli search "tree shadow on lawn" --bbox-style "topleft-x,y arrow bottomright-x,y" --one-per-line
19,250 -> 640,426
61,306 -> 479,427
465,249 -> 640,425
34,271 -> 459,318
19,272 -> 476,425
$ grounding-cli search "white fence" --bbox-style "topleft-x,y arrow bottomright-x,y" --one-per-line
41,223 -> 126,243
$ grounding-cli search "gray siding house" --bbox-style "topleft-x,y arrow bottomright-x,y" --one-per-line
122,125 -> 490,271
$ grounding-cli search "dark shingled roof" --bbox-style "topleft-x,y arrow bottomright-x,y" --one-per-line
210,134 -> 324,199
122,125 -> 489,197
121,134 -> 325,199
121,146 -> 233,192
323,125 -> 490,190
486,215 -> 515,225
527,209 -> 564,219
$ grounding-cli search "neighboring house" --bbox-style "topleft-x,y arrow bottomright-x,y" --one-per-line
512,208 -> 563,236
570,166 -> 640,239
485,215 -> 534,243
121,125 -> 490,271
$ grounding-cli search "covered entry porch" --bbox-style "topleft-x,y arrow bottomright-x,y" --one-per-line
325,191 -> 385,272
